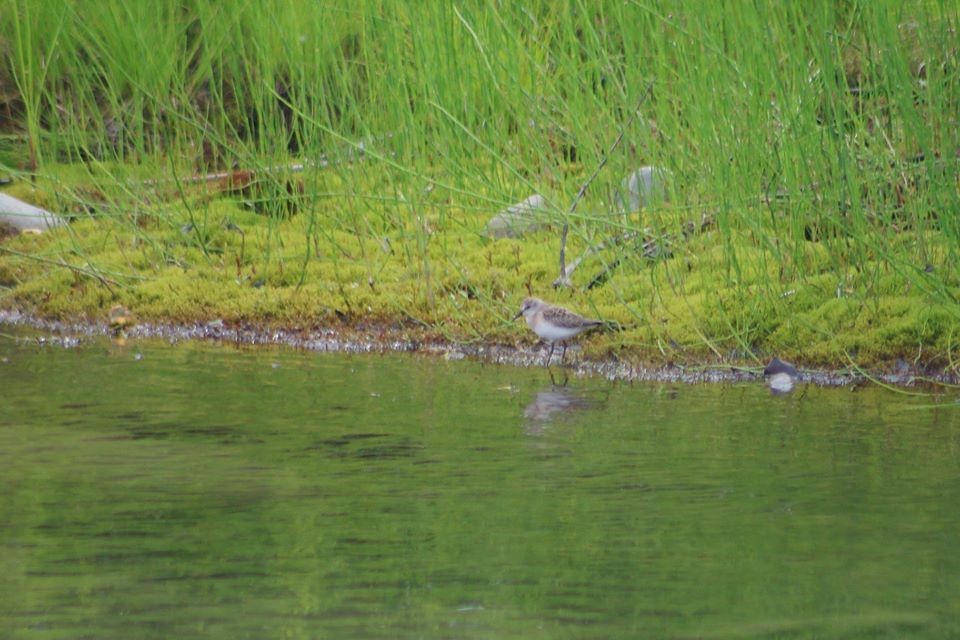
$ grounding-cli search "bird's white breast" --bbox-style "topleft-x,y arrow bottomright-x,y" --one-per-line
527,314 -> 583,341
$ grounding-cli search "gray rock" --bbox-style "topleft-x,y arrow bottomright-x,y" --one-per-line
614,166 -> 671,213
764,357 -> 798,396
484,193 -> 549,238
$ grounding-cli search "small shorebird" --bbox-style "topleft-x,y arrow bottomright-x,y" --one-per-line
513,297 -> 605,365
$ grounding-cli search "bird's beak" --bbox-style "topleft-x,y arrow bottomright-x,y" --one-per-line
512,310 -> 523,321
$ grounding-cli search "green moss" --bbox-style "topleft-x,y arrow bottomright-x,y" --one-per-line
4,159 -> 960,375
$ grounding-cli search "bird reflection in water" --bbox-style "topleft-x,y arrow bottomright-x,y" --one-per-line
523,385 -> 598,435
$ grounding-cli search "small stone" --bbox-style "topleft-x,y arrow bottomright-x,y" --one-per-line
763,357 -> 798,377
108,305 -> 135,332
484,194 -> 549,238
767,372 -> 795,395
764,357 -> 798,395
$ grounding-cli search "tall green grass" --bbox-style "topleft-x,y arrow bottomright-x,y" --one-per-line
1,0 -> 958,364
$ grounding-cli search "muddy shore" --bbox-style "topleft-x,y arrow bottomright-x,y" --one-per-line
3,309 -> 950,390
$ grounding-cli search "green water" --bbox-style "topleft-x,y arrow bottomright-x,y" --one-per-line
1,331 -> 959,639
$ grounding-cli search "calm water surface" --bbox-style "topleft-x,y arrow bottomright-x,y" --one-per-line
1,330 -> 959,639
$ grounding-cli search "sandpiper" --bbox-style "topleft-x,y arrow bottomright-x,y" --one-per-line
513,297 -> 604,365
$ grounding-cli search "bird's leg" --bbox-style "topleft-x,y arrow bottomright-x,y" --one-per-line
560,342 -> 568,365
545,342 -> 555,367
548,368 -> 569,387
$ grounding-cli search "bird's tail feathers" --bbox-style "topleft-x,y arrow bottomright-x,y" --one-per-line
599,320 -> 632,332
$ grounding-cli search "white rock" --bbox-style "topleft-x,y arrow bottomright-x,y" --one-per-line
484,193 -> 548,238
614,166 -> 671,213
0,192 -> 64,231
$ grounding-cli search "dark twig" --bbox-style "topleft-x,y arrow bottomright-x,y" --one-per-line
553,231 -> 639,288
581,213 -> 717,289
557,82 -> 654,288
585,236 -> 673,289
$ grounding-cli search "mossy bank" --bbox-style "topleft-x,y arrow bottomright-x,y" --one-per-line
2,1 -> 959,378
2,160 -> 959,380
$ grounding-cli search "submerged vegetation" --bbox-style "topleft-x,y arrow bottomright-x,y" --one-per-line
0,1 -> 958,372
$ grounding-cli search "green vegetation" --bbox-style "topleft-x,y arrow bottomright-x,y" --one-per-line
1,0 -> 958,372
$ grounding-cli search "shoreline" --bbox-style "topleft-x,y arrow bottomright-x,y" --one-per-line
1,309 -> 950,390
